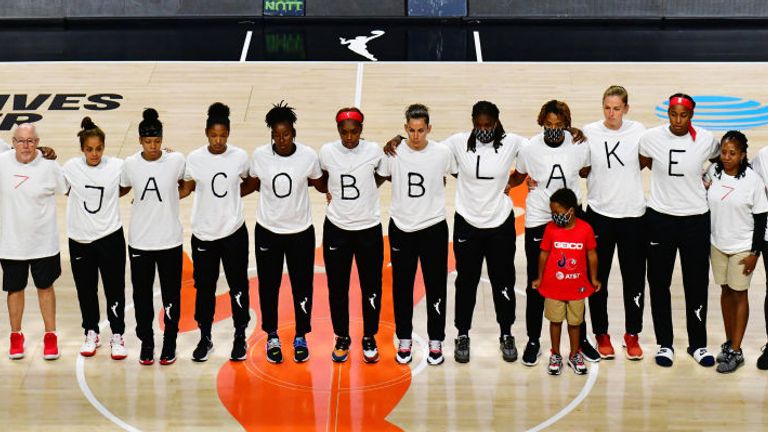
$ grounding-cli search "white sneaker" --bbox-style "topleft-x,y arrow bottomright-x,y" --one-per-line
79,330 -> 100,357
110,334 -> 127,360
427,340 -> 444,365
396,338 -> 412,364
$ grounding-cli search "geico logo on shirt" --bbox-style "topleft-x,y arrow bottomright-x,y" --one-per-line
554,241 -> 584,250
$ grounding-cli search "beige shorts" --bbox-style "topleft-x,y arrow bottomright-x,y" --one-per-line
711,246 -> 753,291
544,298 -> 585,325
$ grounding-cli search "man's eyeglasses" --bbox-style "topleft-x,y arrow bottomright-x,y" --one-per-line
12,138 -> 38,146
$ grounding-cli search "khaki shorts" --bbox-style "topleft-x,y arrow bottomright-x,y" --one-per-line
544,298 -> 585,325
711,246 -> 753,291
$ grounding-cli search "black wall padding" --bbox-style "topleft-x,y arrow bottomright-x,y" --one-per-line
296,0 -> 405,17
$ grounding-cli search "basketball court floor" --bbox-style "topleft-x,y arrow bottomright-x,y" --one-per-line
1,24 -> 768,431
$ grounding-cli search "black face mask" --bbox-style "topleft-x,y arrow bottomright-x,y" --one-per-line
552,208 -> 573,227
475,127 -> 495,144
543,127 -> 565,144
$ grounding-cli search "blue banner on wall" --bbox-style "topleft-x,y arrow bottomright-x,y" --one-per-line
408,0 -> 466,17
263,0 -> 305,16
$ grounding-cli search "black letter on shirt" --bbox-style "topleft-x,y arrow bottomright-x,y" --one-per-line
83,185 -> 104,214
605,141 -> 624,168
341,174 -> 359,200
407,172 -> 425,198
475,155 -> 493,180
140,177 -> 162,202
545,164 -> 567,189
211,172 -> 228,198
668,149 -> 685,177
272,173 -> 292,198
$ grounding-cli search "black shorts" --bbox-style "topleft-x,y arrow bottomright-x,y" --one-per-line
0,254 -> 61,292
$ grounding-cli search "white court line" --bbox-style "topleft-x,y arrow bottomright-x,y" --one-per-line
240,30 -> 253,62
409,333 -> 429,377
354,63 -> 364,107
473,31 -> 483,63
77,267 -> 258,431
526,363 -> 600,432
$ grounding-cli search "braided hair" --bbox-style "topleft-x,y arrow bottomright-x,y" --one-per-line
265,100 -> 298,135
77,116 -> 105,149
467,100 -> 506,153
713,130 -> 749,179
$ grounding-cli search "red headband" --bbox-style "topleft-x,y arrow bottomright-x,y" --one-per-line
668,96 -> 697,140
336,111 -> 363,124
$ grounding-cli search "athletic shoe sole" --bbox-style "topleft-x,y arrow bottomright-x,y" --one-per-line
80,350 -> 97,357
396,354 -> 412,364
521,349 -> 542,367
567,361 -> 588,375
160,357 -> 176,365
192,346 -> 214,362
9,353 -> 24,360
623,344 -> 644,360
599,351 -> 615,360
294,352 -> 310,363
427,355 -> 444,366
111,353 -> 127,360
717,362 -> 744,374
331,354 -> 348,363
363,353 -> 380,364
548,368 -> 561,376
266,357 -> 283,364
43,353 -> 61,361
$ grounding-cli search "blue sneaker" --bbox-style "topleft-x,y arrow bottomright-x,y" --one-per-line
294,336 -> 310,363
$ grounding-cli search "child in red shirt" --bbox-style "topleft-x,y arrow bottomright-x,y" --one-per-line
533,188 -> 601,375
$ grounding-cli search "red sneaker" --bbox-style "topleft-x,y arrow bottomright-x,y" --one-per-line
43,332 -> 60,360
596,333 -> 615,359
623,333 -> 644,360
9,332 -> 24,360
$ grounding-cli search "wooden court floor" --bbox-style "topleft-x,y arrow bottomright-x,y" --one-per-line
0,62 -> 767,431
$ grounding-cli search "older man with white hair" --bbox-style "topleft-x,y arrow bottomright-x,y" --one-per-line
0,123 -> 67,360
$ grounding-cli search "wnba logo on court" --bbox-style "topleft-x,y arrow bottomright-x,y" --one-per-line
655,95 -> 768,130
0,93 -> 123,130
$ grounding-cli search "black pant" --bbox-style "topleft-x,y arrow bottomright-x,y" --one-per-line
192,223 -> 251,335
129,244 -> 183,345
323,219 -> 383,338
389,219 -> 448,342
69,228 -> 126,335
585,207 -> 647,335
524,223 -> 547,341
255,223 -> 314,336
646,209 -> 710,349
761,243 -> 768,340
453,212 -> 516,336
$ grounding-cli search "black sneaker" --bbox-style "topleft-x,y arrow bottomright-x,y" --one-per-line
757,344 -> 768,370
293,336 -> 309,363
521,339 -> 541,366
716,340 -> 731,363
266,337 -> 283,364
454,335 -> 470,363
499,335 -> 518,362
159,338 -> 177,365
230,334 -> 247,361
362,336 -> 379,363
332,336 -> 351,362
139,341 -> 154,366
396,339 -> 412,364
427,340 -> 444,365
716,348 -> 744,374
580,339 -> 601,363
192,336 -> 213,362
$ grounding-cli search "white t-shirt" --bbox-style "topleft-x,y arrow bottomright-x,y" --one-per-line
63,156 -> 124,242
516,132 -> 589,228
0,139 -> 10,152
379,140 -> 457,232
583,120 -> 646,218
120,151 -> 185,250
319,139 -> 383,231
251,143 -> 322,234
185,145 -> 249,241
443,131 -> 525,229
0,151 -> 67,259
639,125 -> 719,216
707,165 -> 768,253
744,147 -> 768,241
